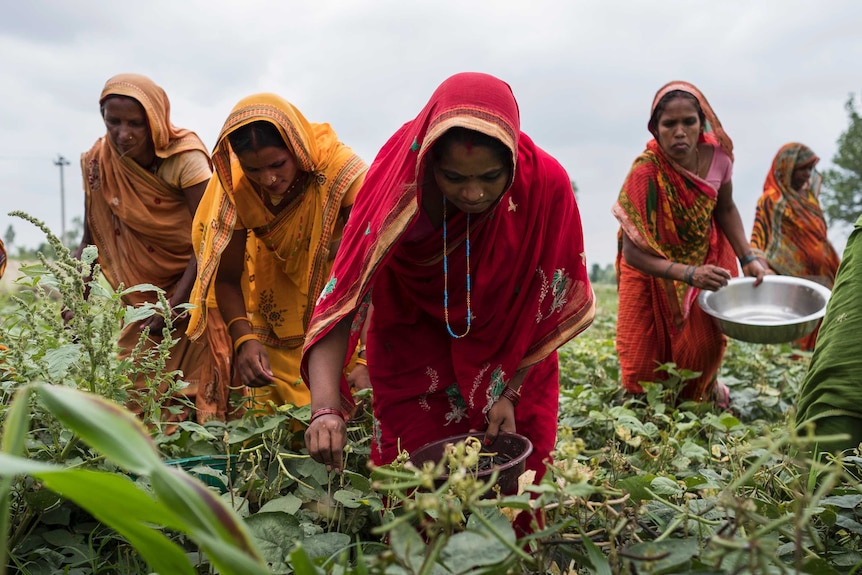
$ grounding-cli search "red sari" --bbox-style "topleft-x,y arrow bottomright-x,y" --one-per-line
302,73 -> 595,479
612,82 -> 737,401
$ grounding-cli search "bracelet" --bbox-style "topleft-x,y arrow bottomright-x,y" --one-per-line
684,265 -> 695,286
357,344 -> 366,359
227,316 -> 252,330
663,261 -> 675,280
310,407 -> 345,424
739,253 -> 758,267
233,333 -> 258,353
501,386 -> 521,407
354,357 -> 368,367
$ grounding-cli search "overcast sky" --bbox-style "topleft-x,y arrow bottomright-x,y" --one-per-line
1,1 -> 859,267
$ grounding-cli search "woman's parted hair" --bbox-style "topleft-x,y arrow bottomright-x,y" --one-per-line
227,120 -> 289,155
648,90 -> 706,135
430,127 -> 511,167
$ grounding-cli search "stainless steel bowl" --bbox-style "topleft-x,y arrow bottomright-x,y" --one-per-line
697,275 -> 831,344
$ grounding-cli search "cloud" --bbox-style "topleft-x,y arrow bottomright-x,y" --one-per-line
1,0 -> 859,265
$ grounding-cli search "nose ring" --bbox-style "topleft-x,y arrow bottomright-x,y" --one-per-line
271,176 -> 277,183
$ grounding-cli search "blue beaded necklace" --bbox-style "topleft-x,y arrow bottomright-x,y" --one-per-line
442,198 -> 471,338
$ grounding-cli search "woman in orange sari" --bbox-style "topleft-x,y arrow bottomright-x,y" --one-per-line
302,72 -> 595,483
612,81 -> 768,406
73,73 -> 232,423
187,94 -> 367,409
750,143 -> 839,350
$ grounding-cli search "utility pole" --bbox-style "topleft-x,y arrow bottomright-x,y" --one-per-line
54,154 -> 70,244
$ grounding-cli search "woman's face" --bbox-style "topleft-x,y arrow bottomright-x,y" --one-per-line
236,146 -> 299,195
103,96 -> 153,164
791,164 -> 813,191
655,96 -> 702,163
432,141 -> 510,214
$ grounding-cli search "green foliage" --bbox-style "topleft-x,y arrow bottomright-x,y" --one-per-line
822,94 -> 862,229
3,222 -> 862,574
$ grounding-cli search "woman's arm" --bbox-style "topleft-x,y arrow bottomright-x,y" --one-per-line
482,365 -> 531,445
621,233 -> 731,291
714,181 -> 769,286
215,229 -> 274,387
140,179 -> 208,332
305,315 -> 352,472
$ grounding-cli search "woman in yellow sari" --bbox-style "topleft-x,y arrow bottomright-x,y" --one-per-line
188,94 -> 368,408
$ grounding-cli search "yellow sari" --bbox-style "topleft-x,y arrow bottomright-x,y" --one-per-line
188,94 -> 367,407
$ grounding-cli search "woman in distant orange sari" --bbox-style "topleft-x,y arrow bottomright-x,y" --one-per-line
750,143 -> 840,350
73,73 -> 232,423
613,81 -> 768,407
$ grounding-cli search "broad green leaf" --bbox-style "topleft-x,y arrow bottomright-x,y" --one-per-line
44,344 -> 82,380
822,494 -> 862,509
343,469 -> 371,492
259,494 -> 303,515
150,466 -> 260,555
650,476 -> 683,496
80,245 -> 98,264
36,384 -> 162,475
195,531 -> 271,575
388,521 -> 429,574
120,283 -> 163,296
333,488 -> 363,509
441,515 -> 513,570
299,531 -> 350,560
246,511 -> 303,568
618,474 -> 656,501
123,304 -> 157,324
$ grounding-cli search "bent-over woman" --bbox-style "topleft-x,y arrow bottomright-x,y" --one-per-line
187,94 -> 368,409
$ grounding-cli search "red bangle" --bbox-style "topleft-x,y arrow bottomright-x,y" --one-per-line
310,407 -> 345,424
501,386 -> 521,407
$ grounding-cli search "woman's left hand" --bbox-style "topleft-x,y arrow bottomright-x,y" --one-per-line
347,364 -> 371,391
743,259 -> 772,287
479,395 -> 517,446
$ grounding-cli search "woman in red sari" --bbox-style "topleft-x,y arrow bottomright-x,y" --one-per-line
612,81 -> 768,406
302,73 -> 595,480
750,143 -> 839,350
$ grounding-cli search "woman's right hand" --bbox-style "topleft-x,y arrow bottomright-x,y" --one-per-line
306,414 -> 347,472
690,264 -> 732,291
235,339 -> 275,387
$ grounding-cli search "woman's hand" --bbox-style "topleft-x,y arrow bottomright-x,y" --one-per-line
306,414 -> 347,472
346,363 -> 371,391
743,259 -> 772,287
480,394 -> 517,446
235,339 -> 275,387
690,264 -> 732,291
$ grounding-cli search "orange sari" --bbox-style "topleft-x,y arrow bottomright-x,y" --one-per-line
83,74 -> 232,422
750,143 -> 839,350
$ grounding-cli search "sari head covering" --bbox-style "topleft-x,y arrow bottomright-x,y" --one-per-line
187,93 -> 367,345
0,238 -> 6,279
612,81 -> 737,399
302,72 -> 595,457
750,142 -> 838,282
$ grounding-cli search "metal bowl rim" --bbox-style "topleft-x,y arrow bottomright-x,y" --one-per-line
698,275 -> 831,327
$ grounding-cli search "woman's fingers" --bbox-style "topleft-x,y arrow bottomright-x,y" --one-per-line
306,416 -> 346,472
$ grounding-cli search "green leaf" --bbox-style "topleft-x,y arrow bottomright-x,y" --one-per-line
246,511 -> 302,568
289,544 -> 324,575
299,531 -> 351,560
333,488 -> 363,509
618,474 -> 656,501
822,494 -> 862,508
43,344 -> 82,380
650,476 -> 683,496
1,384 -> 34,455
258,494 -> 303,515
624,539 -> 700,575
441,524 -> 513,570
123,304 -> 158,324
580,527 -> 612,575
35,384 -> 163,475
343,469 -> 371,492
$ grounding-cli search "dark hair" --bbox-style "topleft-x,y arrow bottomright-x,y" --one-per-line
227,120 -> 289,154
99,94 -> 144,119
430,127 -> 510,166
648,90 -> 705,135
